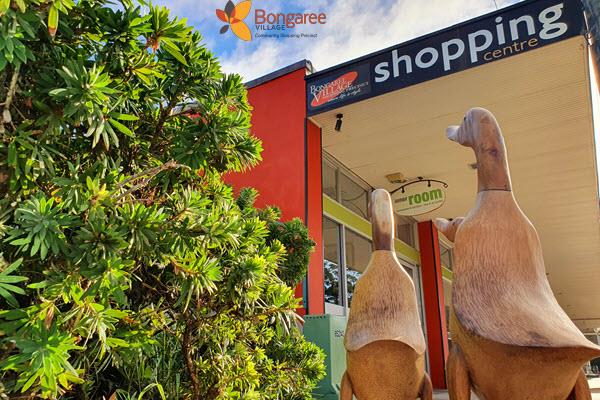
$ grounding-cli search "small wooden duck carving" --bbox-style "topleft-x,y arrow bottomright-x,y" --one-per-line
340,189 -> 432,400
437,107 -> 600,400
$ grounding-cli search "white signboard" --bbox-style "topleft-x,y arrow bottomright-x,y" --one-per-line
392,181 -> 446,216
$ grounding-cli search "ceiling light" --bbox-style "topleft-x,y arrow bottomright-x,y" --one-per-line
385,172 -> 407,184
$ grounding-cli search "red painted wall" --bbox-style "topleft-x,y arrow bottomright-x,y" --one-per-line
226,68 -> 307,219
417,221 -> 449,389
306,120 -> 324,315
226,65 -> 324,315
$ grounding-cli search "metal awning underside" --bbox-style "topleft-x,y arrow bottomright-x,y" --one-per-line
310,36 -> 600,332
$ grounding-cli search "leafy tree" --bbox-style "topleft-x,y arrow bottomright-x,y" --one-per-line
0,1 -> 325,399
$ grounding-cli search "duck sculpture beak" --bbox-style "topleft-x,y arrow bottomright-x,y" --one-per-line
446,125 -> 460,143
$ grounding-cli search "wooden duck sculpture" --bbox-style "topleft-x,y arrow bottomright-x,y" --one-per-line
436,107 -> 600,400
340,189 -> 432,400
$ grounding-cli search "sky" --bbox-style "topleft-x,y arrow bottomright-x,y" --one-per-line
156,0 -> 523,81
153,0 -> 600,190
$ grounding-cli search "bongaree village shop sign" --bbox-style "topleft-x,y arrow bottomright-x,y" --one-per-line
306,0 -> 585,115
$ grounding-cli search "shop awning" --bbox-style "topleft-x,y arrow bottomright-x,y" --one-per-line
309,34 -> 600,332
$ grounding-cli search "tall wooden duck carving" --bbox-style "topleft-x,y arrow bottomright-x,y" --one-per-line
340,189 -> 432,400
436,107 -> 600,400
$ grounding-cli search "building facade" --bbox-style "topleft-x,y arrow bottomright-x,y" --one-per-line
226,0 -> 600,391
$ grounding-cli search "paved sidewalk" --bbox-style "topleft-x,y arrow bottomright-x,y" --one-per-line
589,377 -> 600,400
432,378 -> 600,399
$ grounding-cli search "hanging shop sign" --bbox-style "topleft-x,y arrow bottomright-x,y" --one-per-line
391,179 -> 447,216
306,0 -> 584,115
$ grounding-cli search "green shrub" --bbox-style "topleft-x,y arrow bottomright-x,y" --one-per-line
0,1 -> 325,398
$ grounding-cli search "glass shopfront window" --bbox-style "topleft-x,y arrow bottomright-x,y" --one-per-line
323,155 -> 416,246
344,229 -> 371,307
443,278 -> 453,349
440,237 -> 455,349
323,215 -> 423,321
339,172 -> 369,219
322,158 -> 369,219
323,216 -> 373,315
395,214 -> 415,247
322,151 -> 421,317
440,241 -> 453,270
323,218 -> 342,307
322,160 -> 337,200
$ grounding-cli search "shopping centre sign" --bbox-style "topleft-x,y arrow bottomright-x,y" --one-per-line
306,0 -> 585,115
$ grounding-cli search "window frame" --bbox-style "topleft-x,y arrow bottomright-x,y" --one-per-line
322,151 -> 418,246
322,154 -> 372,218
439,234 -> 454,270
323,218 -> 373,316
323,217 -> 343,309
322,214 -> 423,320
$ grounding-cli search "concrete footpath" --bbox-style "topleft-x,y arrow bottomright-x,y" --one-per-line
432,377 -> 600,399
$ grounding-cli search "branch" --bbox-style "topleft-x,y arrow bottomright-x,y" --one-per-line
1,64 -> 20,130
154,94 -> 179,137
114,160 -> 190,201
182,319 -> 202,399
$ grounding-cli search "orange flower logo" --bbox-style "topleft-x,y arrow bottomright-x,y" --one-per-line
216,0 -> 252,41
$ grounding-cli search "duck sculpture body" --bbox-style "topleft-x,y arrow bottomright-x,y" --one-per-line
340,189 -> 432,400
436,107 -> 600,400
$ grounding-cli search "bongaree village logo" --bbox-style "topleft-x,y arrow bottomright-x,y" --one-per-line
216,0 -> 326,41
216,0 -> 252,41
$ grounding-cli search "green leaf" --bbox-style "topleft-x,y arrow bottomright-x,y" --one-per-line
135,71 -> 151,85
113,113 -> 139,121
10,237 -> 31,246
0,275 -> 28,283
15,0 -> 25,12
161,40 -> 188,66
14,47 -> 27,64
30,235 -> 41,256
20,368 -> 42,392
27,281 -> 48,289
49,88 -> 68,96
5,38 -> 13,54
8,141 -> 16,165
0,0 -> 9,15
137,383 -> 166,400
0,286 -> 18,307
40,240 -> 48,260
104,309 -> 128,318
0,283 -> 25,295
108,118 -> 134,137
48,6 -> 59,36
1,258 -> 23,275
106,337 -> 129,348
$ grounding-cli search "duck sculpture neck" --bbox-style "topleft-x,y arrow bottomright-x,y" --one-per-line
474,118 -> 512,193
447,108 -> 512,193
371,189 -> 395,251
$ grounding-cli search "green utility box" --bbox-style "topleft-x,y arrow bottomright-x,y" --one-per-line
303,314 -> 348,400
